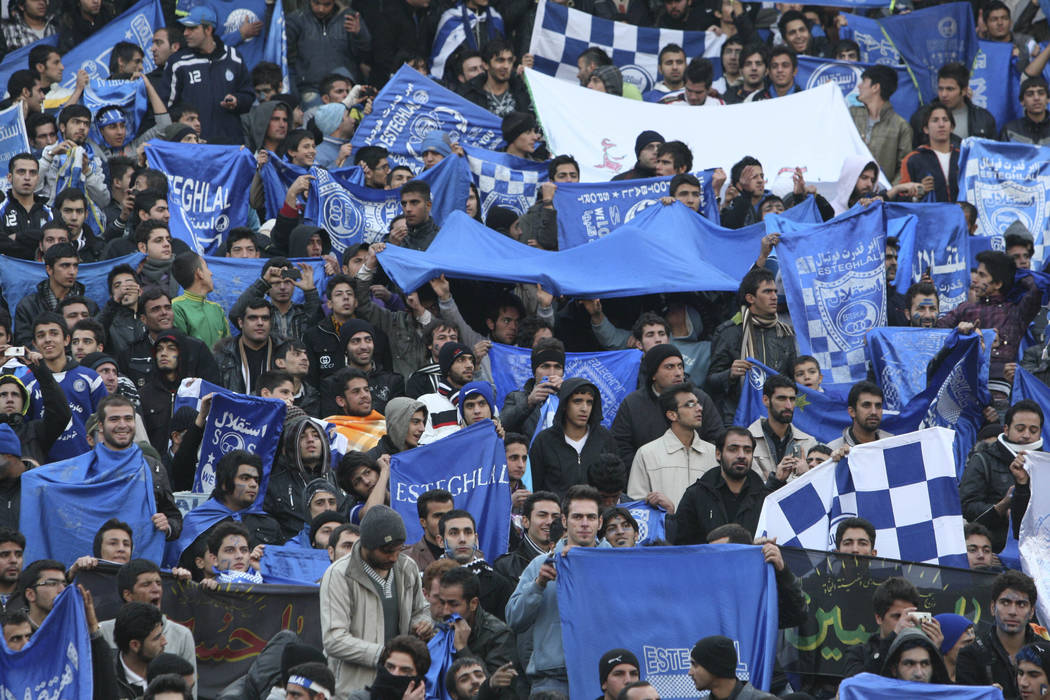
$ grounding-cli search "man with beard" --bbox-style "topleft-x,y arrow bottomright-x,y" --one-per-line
674,428 -> 770,544
829,381 -> 893,451
748,375 -> 816,485
322,319 -> 403,416
611,130 -> 664,181
904,282 -> 939,328
0,528 -> 24,613
431,566 -> 516,677
319,505 -> 433,698
325,367 -> 387,453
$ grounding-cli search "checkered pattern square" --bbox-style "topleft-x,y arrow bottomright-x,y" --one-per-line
465,147 -> 548,218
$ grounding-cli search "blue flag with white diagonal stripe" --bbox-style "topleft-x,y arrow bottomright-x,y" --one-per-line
59,0 -> 163,87
463,145 -> 548,218
757,427 -> 967,566
83,79 -> 148,146
431,4 -> 505,81
529,0 -> 719,93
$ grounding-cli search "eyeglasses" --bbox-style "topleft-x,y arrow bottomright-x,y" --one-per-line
677,400 -> 699,409
33,578 -> 66,589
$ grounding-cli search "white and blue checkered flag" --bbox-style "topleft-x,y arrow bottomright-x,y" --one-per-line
529,0 -> 720,93
462,145 -> 549,218
758,427 -> 968,567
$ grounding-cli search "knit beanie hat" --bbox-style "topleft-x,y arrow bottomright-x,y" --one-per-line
0,424 -> 21,457
438,342 -> 473,377
338,318 -> 375,351
531,344 -> 565,374
642,343 -> 683,378
420,130 -> 452,157
634,130 -> 664,157
314,103 -> 347,137
359,505 -> 407,549
161,123 -> 197,143
591,65 -> 623,96
933,614 -> 973,655
598,649 -> 639,685
501,111 -> 538,144
1017,641 -> 1050,678
690,635 -> 737,679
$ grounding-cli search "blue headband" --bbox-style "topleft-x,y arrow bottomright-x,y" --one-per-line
288,675 -> 332,698
95,107 -> 125,128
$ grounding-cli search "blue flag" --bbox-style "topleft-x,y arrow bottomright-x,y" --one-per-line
60,0 -> 164,87
0,36 -> 58,102
1011,366 -> 1050,446
866,328 -> 958,410
885,202 -> 971,312
203,254 -> 328,314
390,421 -> 510,561
146,140 -> 257,254
164,496 -> 267,567
50,365 -> 108,462
432,5 -> 505,80
842,3 -> 979,103
795,56 -> 919,125
21,443 -> 164,567
194,392 -> 286,493
0,104 -> 30,182
463,145 -> 549,218
971,41 -> 1022,130
351,65 -> 504,170
487,342 -> 641,427
0,253 -> 144,334
553,171 -> 720,249
771,204 -> 887,386
618,500 -> 666,545
839,673 -> 1004,700
83,79 -> 148,146
426,621 -> 457,700
556,545 -> 778,699
256,155 -> 364,221
259,544 -> 331,584
263,0 -> 289,91
180,0 -> 271,68
959,137 -> 1050,266
734,358 -> 851,444
173,376 -> 233,413
0,585 -> 93,697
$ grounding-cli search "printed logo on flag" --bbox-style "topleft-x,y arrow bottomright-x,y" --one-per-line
973,179 -> 1042,235
812,267 -> 883,349
804,62 -> 863,92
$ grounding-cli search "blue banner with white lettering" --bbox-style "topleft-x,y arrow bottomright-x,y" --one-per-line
770,204 -> 887,386
554,170 -> 720,249
839,673 -> 1004,700
60,0 -> 164,87
0,35 -> 57,101
352,65 -> 504,170
21,443 -> 164,567
0,104 -> 29,182
556,544 -> 778,699
83,78 -> 147,146
259,544 -> 330,584
1011,366 -> 1050,446
463,145 -> 549,218
146,140 -> 257,254
0,585 -> 93,698
842,3 -> 979,103
971,41 -> 1021,130
886,202 -> 970,312
487,342 -> 641,427
618,500 -> 666,545
795,56 -> 919,125
390,420 -> 510,560
959,137 -> 1050,267
194,391 -> 286,493
202,254 -> 327,314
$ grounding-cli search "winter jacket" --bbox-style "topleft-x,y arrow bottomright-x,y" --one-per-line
366,396 -> 426,461
528,378 -> 614,496
748,419 -> 817,484
321,364 -> 404,417
611,384 -> 723,468
909,99 -> 997,149
708,315 -> 797,426
673,466 -> 770,545
56,1 -> 116,52
405,363 -> 441,398
286,6 -> 372,94
318,541 -> 430,697
900,144 -> 960,202
213,335 -> 277,395
118,328 -> 222,390
216,630 -> 301,700
458,72 -> 533,116
0,195 -> 50,241
1,364 -> 70,467
14,279 -> 98,346
880,627 -> 951,683
850,102 -> 913,183
369,0 -> 439,82
493,535 -> 546,583
1000,113 -> 1050,145
627,428 -> 718,506
400,217 -> 439,252
264,415 -> 336,540
353,274 -> 429,378
163,37 -> 254,145
241,100 -> 290,153
501,378 -> 544,438
956,621 -> 1041,698
516,200 -> 558,250
230,279 -> 323,345
842,631 -> 896,679
455,606 -> 517,676
139,368 -> 182,456
959,439 -> 1032,552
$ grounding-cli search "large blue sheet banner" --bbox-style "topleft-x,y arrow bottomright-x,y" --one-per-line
59,0 -> 163,87
259,544 -> 331,584
556,544 -> 778,699
203,254 -> 328,314
839,673 -> 1004,700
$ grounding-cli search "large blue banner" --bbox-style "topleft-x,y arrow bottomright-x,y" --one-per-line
959,137 -> 1050,267
463,145 -> 549,218
771,204 -> 886,387
145,140 -> 257,255
259,544 -> 330,584
1011,366 -> 1050,446
203,254 -> 327,318
194,392 -> 286,493
180,0 -> 270,69
21,443 -> 164,567
557,545 -> 778,699
83,79 -> 148,146
971,41 -> 1022,131
554,170 -> 720,249
0,585 -> 93,697
60,0 -> 163,87
0,36 -> 58,102
487,342 -> 641,427
0,104 -> 30,185
839,673 -> 1004,700
795,56 -> 919,126
885,202 -> 970,312
390,420 -> 510,561
351,65 -> 504,170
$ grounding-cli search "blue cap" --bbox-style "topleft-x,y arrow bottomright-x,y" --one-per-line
420,130 -> 451,157
0,424 -> 21,458
179,4 -> 217,26
94,106 -> 125,127
314,103 -> 346,136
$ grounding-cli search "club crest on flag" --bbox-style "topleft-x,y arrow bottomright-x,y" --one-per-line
405,107 -> 470,160
811,267 -> 883,350
973,179 -> 1042,234
618,64 -> 653,92
804,62 -> 863,92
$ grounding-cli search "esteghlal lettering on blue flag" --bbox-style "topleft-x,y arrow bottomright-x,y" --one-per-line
0,585 -> 93,698
529,0 -> 719,93
960,137 -> 1050,266
839,673 -> 1004,700
259,544 -> 330,584
21,443 -> 165,567
886,202 -> 970,312
795,56 -> 918,124
194,392 -> 286,493
352,65 -> 504,169
60,0 -> 163,86
971,41 -> 1021,131
0,35 -> 57,101
733,358 -> 850,444
0,103 -> 30,177
1011,366 -> 1050,446
557,545 -> 778,699
84,79 -> 147,146
203,254 -> 327,313
487,342 -> 640,427
771,204 -> 886,386
146,140 -> 256,254
463,145 -> 549,218
0,253 -> 144,329
390,420 -> 510,561
759,427 -> 967,566
554,171 -> 719,249
620,500 -> 666,545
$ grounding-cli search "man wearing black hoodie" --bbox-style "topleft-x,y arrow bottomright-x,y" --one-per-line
265,412 -> 335,540
529,378 -> 614,497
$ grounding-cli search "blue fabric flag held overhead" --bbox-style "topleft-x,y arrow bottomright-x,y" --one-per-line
165,496 -> 266,567
795,56 -> 919,121
263,0 -> 289,91
83,79 -> 148,146
257,156 -> 364,221
959,137 -> 1050,267
463,145 -> 549,218
487,342 -> 641,427
390,421 -> 510,561
60,0 -> 164,87
259,544 -> 330,584
0,104 -> 30,184
839,673 -> 1004,700
194,392 -> 286,493
557,545 -> 778,699
770,204 -> 887,386
554,171 -> 720,249
351,65 -> 504,170
0,35 -> 57,102
618,500 -> 666,545
203,254 -> 328,313
0,585 -> 93,698
146,140 -> 257,254
173,377 -> 234,413
21,443 -> 164,567
885,202 -> 971,312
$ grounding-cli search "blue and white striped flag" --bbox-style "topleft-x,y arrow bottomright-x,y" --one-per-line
463,145 -> 548,218
758,427 -> 968,567
431,4 -> 505,81
529,0 -> 719,93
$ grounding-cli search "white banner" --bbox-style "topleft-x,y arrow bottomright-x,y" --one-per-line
1020,451 -> 1050,627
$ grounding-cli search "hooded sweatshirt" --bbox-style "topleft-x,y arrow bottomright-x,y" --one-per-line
288,477 -> 344,547
880,627 -> 951,684
288,225 -> 332,257
527,377 -> 614,496
242,101 -> 292,153
264,414 -> 335,539
457,380 -> 498,425
830,155 -> 879,216
367,397 -> 427,460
